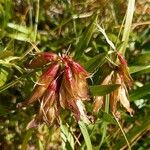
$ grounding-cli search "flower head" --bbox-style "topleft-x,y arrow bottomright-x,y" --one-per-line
93,53 -> 134,117
18,53 -> 90,127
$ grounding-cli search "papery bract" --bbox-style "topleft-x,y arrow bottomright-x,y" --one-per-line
17,63 -> 59,108
25,52 -> 58,69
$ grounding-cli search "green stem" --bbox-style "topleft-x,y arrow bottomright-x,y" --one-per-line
34,0 -> 40,42
120,0 -> 135,55
98,95 -> 110,149
113,114 -> 132,150
28,0 -> 33,28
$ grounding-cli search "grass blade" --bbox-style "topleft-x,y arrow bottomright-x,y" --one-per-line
130,83 -> 150,101
120,0 -> 135,55
74,14 -> 97,60
113,114 -> 131,150
84,52 -> 107,72
89,84 -> 120,96
78,121 -> 93,150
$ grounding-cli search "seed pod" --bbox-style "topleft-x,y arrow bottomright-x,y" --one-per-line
117,53 -> 133,87
74,74 -> 89,100
25,52 -> 58,69
63,56 -> 89,77
43,106 -> 56,124
110,73 -> 121,114
93,96 -> 103,113
63,65 -> 75,95
117,53 -> 128,66
119,85 -> 134,116
41,79 -> 58,112
67,98 -> 80,121
64,58 -> 90,100
17,63 -> 60,108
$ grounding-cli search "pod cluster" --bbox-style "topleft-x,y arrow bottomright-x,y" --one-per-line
17,52 -> 90,128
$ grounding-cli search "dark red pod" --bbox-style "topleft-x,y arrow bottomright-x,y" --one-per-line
25,52 -> 58,69
64,65 -> 75,90
17,63 -> 60,108
41,79 -> 58,111
117,53 -> 127,66
63,56 -> 89,77
117,53 -> 133,87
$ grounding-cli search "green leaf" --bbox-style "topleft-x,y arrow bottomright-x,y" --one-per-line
84,52 -> 107,72
8,23 -> 32,34
0,67 -> 9,87
89,84 -> 120,96
129,65 -> 150,74
0,50 -> 14,59
120,0 -> 135,55
130,83 -> 150,101
133,53 -> 150,65
78,121 -> 93,150
114,114 -> 150,150
8,33 -> 34,42
22,130 -> 32,150
100,111 -> 117,125
60,124 -> 74,150
74,14 -> 98,60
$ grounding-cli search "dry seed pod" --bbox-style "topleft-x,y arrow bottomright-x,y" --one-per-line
40,79 -> 58,112
25,52 -> 58,69
117,53 -> 133,87
63,56 -> 89,77
17,63 -> 60,108
93,96 -> 104,113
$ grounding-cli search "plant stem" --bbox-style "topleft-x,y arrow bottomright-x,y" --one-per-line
120,0 -> 135,55
98,95 -> 109,149
34,0 -> 40,42
28,0 -> 33,28
113,114 -> 132,150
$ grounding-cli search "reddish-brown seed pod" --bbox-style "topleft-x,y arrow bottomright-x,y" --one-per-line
117,53 -> 128,66
63,65 -> 75,93
41,79 -> 58,111
17,63 -> 60,108
63,56 -> 89,77
117,53 -> 133,87
25,52 -> 58,69
67,98 -> 80,121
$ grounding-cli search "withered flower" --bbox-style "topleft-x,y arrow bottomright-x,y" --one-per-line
18,53 -> 90,128
93,53 -> 134,117
25,52 -> 58,69
59,58 -> 90,123
17,63 -> 60,107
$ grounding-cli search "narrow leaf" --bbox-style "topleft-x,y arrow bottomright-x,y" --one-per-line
129,65 -> 150,74
120,0 -> 135,54
22,130 -> 32,150
8,23 -> 32,34
8,33 -> 34,42
114,115 -> 150,150
100,111 -> 117,125
84,52 -> 107,72
130,83 -> 150,101
60,124 -> 74,150
74,14 -> 97,60
78,121 -> 93,150
90,84 -> 120,96
0,67 -> 9,87
133,53 -> 150,65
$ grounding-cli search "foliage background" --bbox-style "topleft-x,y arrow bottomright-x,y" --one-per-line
0,0 -> 150,149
